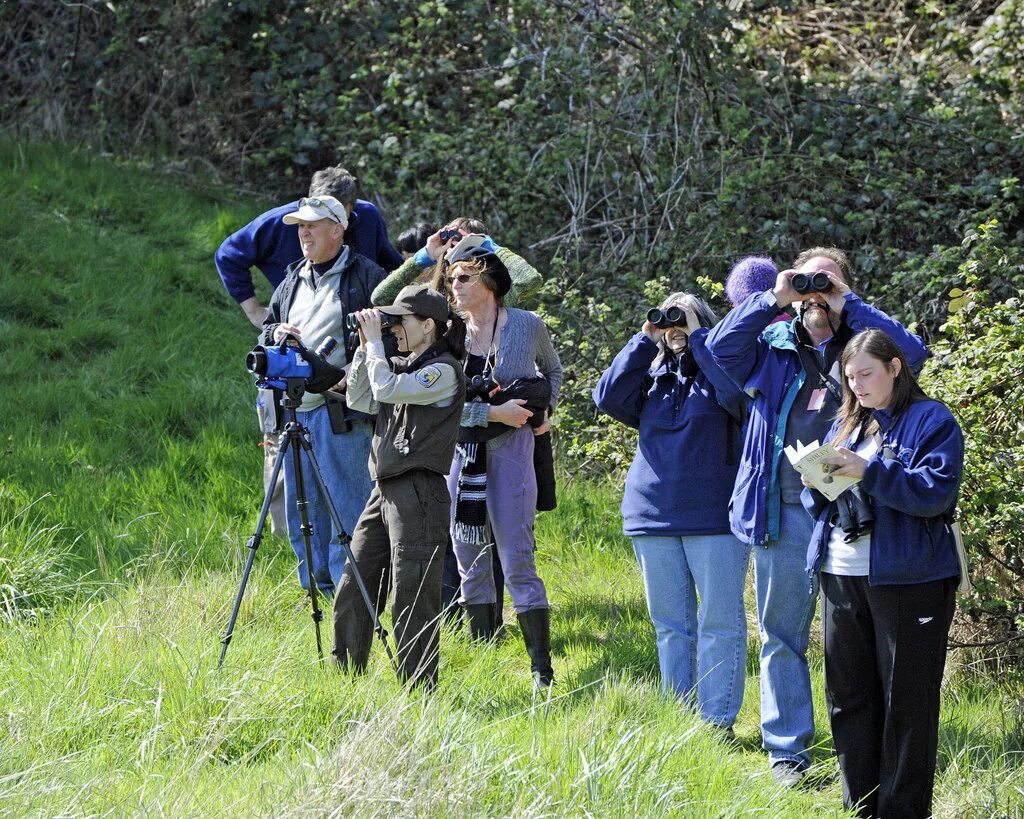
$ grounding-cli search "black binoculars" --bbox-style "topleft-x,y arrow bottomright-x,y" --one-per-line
467,374 -> 497,400
832,484 -> 876,543
344,312 -> 403,332
439,228 -> 461,242
792,272 -> 832,294
647,306 -> 687,329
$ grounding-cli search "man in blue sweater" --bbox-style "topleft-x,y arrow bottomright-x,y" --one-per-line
216,166 -> 403,328
217,167 -> 401,535
706,246 -> 927,787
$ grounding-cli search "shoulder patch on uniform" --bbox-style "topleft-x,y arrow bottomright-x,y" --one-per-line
416,366 -> 442,388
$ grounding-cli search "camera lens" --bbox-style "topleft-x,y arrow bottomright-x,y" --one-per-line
246,348 -> 268,375
315,336 -> 338,358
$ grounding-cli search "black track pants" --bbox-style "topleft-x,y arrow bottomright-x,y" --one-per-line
820,572 -> 956,818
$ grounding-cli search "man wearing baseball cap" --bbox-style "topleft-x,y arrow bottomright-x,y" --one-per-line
258,195 -> 387,599
217,166 -> 402,539
217,167 -> 402,329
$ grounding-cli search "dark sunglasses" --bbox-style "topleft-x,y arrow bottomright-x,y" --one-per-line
448,272 -> 481,284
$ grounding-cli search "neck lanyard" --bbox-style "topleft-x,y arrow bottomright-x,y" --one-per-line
798,338 -> 843,404
467,311 -> 500,374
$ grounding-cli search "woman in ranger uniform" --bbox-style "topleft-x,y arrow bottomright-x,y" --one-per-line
332,285 -> 467,689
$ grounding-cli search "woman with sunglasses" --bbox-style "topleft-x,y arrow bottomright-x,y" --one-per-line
331,285 -> 468,688
802,328 -> 964,818
370,216 -> 542,309
439,247 -> 562,688
592,293 -> 749,736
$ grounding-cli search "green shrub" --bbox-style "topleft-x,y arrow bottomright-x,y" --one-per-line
921,218 -> 1024,677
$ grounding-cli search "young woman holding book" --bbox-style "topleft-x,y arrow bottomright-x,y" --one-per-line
802,328 -> 965,818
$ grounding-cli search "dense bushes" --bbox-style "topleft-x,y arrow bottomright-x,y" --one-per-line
4,2 -> 1021,290
921,218 -> 1024,674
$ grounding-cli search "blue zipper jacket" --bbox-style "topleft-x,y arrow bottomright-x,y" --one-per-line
803,399 -> 964,585
215,199 -> 403,303
592,328 -> 747,537
706,290 -> 928,546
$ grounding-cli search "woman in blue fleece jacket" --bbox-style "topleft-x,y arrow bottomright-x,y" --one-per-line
801,328 -> 964,819
593,293 -> 749,732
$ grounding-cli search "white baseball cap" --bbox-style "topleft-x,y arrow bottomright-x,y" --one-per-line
282,195 -> 349,228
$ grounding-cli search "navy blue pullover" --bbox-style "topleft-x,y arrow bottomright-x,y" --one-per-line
593,329 -> 746,537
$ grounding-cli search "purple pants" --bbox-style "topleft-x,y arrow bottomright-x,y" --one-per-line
447,426 -> 549,612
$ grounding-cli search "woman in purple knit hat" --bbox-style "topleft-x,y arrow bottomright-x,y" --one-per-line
726,255 -> 778,306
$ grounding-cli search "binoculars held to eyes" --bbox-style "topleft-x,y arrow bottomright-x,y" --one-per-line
647,306 -> 687,329
344,312 -> 403,332
792,272 -> 833,294
439,228 -> 461,242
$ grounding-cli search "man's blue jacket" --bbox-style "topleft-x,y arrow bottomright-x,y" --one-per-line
592,328 -> 747,537
803,400 -> 964,585
216,199 -> 403,303
705,290 -> 928,546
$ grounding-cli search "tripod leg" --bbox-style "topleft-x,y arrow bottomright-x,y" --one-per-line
289,424 -> 325,661
299,438 -> 399,673
219,432 -> 292,669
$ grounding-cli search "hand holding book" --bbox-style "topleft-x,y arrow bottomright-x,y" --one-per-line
785,439 -> 876,502
820,445 -> 869,479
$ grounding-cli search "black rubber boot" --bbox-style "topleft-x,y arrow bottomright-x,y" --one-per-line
492,544 -> 506,638
517,607 -> 554,687
465,603 -> 496,642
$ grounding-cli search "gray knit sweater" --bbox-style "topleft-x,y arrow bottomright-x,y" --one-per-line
462,308 -> 562,450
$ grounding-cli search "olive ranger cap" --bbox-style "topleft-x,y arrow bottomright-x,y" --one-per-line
379,285 -> 452,324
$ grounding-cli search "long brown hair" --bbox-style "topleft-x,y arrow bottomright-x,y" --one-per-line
834,329 -> 928,444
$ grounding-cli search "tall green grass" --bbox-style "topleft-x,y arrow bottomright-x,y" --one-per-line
0,139 -> 274,584
1,141 -> 1022,816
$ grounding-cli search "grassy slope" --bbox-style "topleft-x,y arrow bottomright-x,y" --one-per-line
0,142 -> 1021,817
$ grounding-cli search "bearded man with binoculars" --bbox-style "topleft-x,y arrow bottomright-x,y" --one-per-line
706,246 -> 928,788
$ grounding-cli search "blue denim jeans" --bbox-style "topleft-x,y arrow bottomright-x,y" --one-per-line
753,501 -> 819,765
282,407 -> 373,596
631,533 -> 751,728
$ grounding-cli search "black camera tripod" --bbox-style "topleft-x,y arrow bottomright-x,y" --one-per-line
218,378 -> 397,671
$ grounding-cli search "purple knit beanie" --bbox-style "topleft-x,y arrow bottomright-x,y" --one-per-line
725,255 -> 778,305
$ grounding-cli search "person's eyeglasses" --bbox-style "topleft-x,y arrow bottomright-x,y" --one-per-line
298,197 -> 342,223
448,272 -> 481,284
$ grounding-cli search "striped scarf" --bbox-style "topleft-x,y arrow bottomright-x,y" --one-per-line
453,441 -> 490,545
